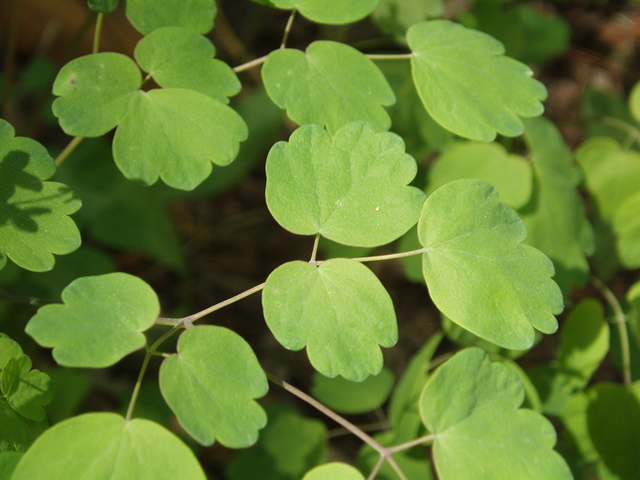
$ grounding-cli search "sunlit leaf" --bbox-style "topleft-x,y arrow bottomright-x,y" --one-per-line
311,368 -> 394,414
159,326 -> 268,448
408,20 -> 547,141
262,42 -> 394,134
265,122 -> 425,247
629,80 -> 640,124
0,121 -> 81,272
1,355 -> 52,421
303,463 -> 366,480
425,140 -> 533,209
262,259 -> 397,381
26,273 -> 159,367
226,405 -> 327,480
125,0 -> 217,35
270,0 -> 379,24
419,178 -> 563,350
613,191 -> 640,268
10,413 -> 206,480
519,117 -> 594,294
134,27 -> 240,104
421,348 -> 573,480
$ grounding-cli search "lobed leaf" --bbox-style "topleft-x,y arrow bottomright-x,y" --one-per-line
262,259 -> 397,381
0,399 -> 47,452
270,0 -> 380,24
1,356 -> 52,421
311,368 -> 394,414
159,326 -> 268,448
26,273 -> 159,368
0,120 -> 81,272
262,42 -> 395,134
125,0 -> 217,35
421,348 -> 573,480
0,334 -> 22,368
134,27 -> 240,104
303,463 -> 366,480
419,178 -> 563,350
408,20 -> 547,141
265,122 -> 425,247
519,117 -> 594,294
10,413 -> 206,480
425,140 -> 533,209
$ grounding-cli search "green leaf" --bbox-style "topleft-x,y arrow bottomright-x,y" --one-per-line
419,178 -> 563,350
0,399 -> 47,452
420,348 -> 572,480
262,42 -> 395,134
159,325 -> 268,448
87,0 -> 119,13
518,117 -> 594,294
0,334 -> 22,368
576,137 -> 640,221
265,122 -> 425,247
52,53 -> 141,137
26,273 -> 159,367
613,191 -> 640,268
250,0 -> 276,6
1,356 -> 52,421
425,140 -> 533,209
262,259 -> 397,381
125,0 -> 217,35
0,121 -> 81,272
270,0 -> 379,24
303,463 -> 366,480
629,80 -> 640,124
311,367 -> 394,414
10,413 -> 206,480
408,20 -> 547,141
226,405 -> 327,480
373,0 -> 443,38
134,27 -> 240,104
113,89 -> 248,190
0,451 -> 21,480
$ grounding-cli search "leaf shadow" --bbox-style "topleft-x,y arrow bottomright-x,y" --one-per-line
0,150 -> 56,233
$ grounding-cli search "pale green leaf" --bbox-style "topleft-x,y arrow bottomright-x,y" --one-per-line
10,413 -> 206,480
0,451 -> 21,479
226,405 -> 327,480
52,53 -> 141,137
0,120 -> 81,272
125,0 -> 217,35
0,399 -> 47,452
311,368 -> 394,414
1,356 -> 52,421
408,20 -> 547,141
25,273 -> 159,367
270,0 -> 379,24
159,326 -> 268,448
373,0 -> 443,38
613,191 -> 640,268
113,89 -> 248,190
262,259 -> 397,381
134,27 -> 240,104
425,140 -> 533,209
629,80 -> 640,124
0,334 -> 22,368
303,463 -> 365,480
420,348 -> 572,480
262,42 -> 395,134
265,122 -> 425,247
519,116 -> 594,294
576,137 -> 640,221
419,178 -> 563,350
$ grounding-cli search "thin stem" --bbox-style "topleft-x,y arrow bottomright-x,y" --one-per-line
265,371 -> 386,454
233,55 -> 268,73
316,247 -> 426,265
280,9 -> 297,49
141,73 -> 153,87
55,137 -> 84,167
367,457 -> 386,480
366,53 -> 413,60
93,13 -> 104,54
386,456 -> 408,480
591,276 -> 632,386
125,323 -> 183,422
388,433 -> 436,453
310,233 -> 320,264
0,292 -> 56,306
